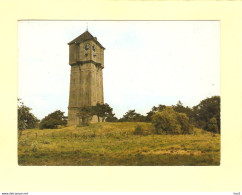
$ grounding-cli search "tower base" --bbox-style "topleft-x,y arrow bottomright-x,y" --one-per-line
67,109 -> 104,126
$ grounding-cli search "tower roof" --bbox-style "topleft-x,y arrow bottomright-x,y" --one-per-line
68,30 -> 105,49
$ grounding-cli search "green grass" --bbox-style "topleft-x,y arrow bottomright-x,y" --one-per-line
18,122 -> 220,166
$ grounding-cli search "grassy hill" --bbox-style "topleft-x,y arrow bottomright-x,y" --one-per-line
18,122 -> 220,166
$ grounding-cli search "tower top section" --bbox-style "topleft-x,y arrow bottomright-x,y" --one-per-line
68,30 -> 105,49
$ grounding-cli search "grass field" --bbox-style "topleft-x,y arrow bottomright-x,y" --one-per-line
18,122 -> 220,166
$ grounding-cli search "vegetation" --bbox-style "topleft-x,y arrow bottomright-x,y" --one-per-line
98,103 -> 115,122
18,122 -> 220,166
192,96 -> 220,133
76,106 -> 94,126
151,107 -> 193,135
119,110 -> 146,122
76,103 -> 116,125
133,124 -> 151,136
207,117 -> 219,133
19,95 -> 219,134
118,96 -> 220,134
146,104 -> 167,122
18,99 -> 39,136
39,110 -> 67,129
105,115 -> 118,122
18,96 -> 220,165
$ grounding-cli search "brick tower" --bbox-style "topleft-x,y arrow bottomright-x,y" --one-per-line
67,30 -> 105,125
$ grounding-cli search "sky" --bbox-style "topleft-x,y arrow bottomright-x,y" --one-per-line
18,21 -> 220,120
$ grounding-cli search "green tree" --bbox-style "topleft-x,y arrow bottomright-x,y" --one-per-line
99,103 -> 114,122
207,117 -> 219,133
93,103 -> 103,122
105,113 -> 118,122
76,106 -> 94,126
145,104 -> 167,122
176,112 -> 194,134
151,107 -> 193,135
151,107 -> 181,134
151,104 -> 167,112
92,103 -> 115,122
39,110 -> 67,129
192,96 -> 220,133
119,110 -> 146,122
18,99 -> 39,136
173,101 -> 193,117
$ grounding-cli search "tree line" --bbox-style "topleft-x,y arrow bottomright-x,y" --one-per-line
18,96 -> 220,134
119,96 -> 220,133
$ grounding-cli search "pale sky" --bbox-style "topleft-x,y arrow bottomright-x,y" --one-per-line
18,21 -> 220,120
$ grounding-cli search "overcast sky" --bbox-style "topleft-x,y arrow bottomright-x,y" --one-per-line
18,21 -> 220,120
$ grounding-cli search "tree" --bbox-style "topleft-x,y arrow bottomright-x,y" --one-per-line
119,110 -> 146,122
151,107 -> 193,135
39,110 -> 67,129
18,99 -> 39,136
76,106 -> 95,126
92,103 -> 103,122
75,103 -> 116,125
176,112 -> 194,134
145,111 -> 155,122
91,103 -> 115,122
99,103 -> 114,122
134,114 -> 146,122
172,101 -> 193,116
105,114 -> 118,122
192,96 -> 220,133
151,107 -> 181,134
145,104 -> 167,122
207,117 -> 219,133
155,104 -> 167,112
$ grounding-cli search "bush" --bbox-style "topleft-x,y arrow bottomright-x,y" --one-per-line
151,107 -> 193,135
192,96 -> 220,133
152,107 -> 181,134
119,110 -> 146,122
133,125 -> 144,135
76,106 -> 94,126
105,116 -> 118,122
39,110 -> 67,129
176,113 -> 194,134
18,99 -> 39,131
133,125 -> 150,136
207,117 -> 219,133
40,119 -> 59,129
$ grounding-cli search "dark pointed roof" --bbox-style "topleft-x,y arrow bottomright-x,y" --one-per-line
68,30 -> 105,49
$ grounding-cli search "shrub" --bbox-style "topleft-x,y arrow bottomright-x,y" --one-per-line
207,117 -> 219,133
133,125 -> 150,136
39,110 -> 67,129
133,125 -> 144,135
119,110 -> 146,122
151,107 -> 193,135
192,96 -> 220,133
152,107 -> 181,134
76,106 -> 94,126
18,99 -> 39,135
105,116 -> 118,122
176,113 -> 194,134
